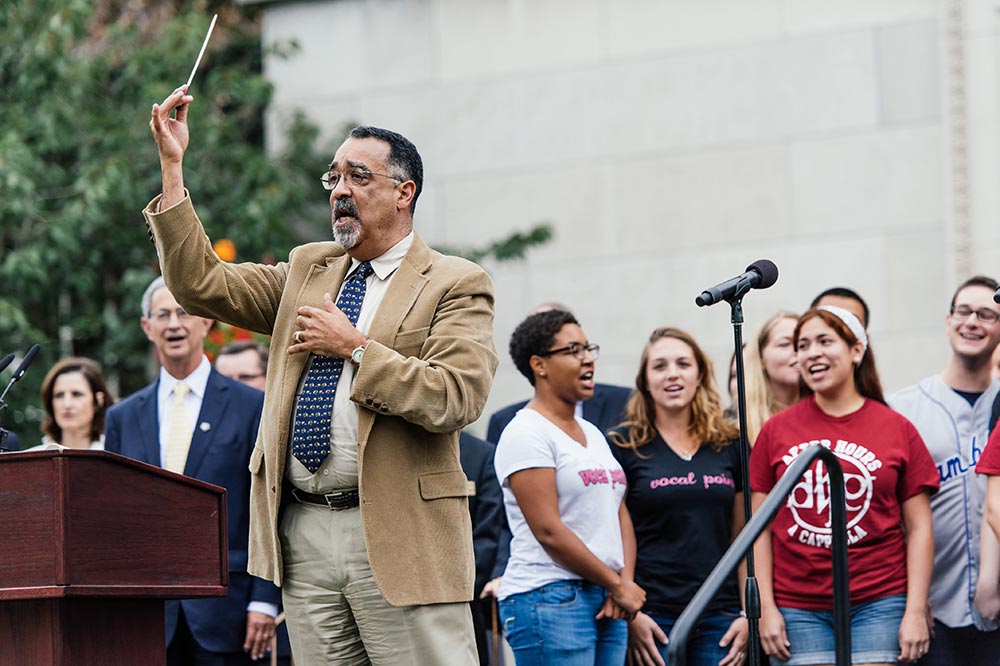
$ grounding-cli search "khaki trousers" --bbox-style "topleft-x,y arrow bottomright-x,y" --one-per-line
279,501 -> 477,666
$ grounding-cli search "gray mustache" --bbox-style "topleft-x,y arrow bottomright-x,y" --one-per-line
334,200 -> 358,218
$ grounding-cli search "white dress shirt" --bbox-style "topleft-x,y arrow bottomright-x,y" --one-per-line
156,356 -> 212,468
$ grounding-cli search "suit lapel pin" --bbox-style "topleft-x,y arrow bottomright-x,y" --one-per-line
199,422 -> 211,432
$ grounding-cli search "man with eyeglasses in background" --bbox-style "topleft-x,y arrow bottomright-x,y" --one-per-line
141,86 -> 498,666
105,276 -> 280,665
216,341 -> 269,392
890,275 -> 1000,666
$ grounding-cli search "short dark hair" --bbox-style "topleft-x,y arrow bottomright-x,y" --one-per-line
950,276 -> 999,310
217,341 -> 268,373
810,287 -> 870,328
347,126 -> 423,215
509,310 -> 578,386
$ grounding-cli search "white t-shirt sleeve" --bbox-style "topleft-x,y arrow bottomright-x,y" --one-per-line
494,411 -> 556,486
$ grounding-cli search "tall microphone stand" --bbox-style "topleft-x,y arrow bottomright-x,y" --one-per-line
694,261 -> 777,665
729,294 -> 762,666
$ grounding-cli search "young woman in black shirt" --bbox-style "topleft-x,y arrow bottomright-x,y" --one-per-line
610,327 -> 747,666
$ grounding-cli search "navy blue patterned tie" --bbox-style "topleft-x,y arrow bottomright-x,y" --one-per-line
290,261 -> 374,473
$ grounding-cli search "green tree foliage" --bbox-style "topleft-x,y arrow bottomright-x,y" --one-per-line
0,0 -> 325,439
0,0 -> 551,444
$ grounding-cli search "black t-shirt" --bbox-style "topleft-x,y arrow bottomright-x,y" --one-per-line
610,430 -> 743,616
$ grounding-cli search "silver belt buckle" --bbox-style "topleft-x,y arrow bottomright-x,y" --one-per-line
323,490 -> 352,510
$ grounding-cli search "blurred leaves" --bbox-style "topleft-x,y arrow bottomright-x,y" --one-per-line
436,224 -> 554,264
0,0 -> 325,440
0,0 -> 551,443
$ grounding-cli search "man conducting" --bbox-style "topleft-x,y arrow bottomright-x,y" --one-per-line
144,85 -> 498,665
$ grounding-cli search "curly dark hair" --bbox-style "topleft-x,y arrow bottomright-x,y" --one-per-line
509,310 -> 578,386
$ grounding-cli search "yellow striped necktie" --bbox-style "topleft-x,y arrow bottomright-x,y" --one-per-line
165,382 -> 194,474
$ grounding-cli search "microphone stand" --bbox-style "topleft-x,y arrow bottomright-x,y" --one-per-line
0,400 -> 13,453
0,346 -> 40,453
729,287 -> 761,666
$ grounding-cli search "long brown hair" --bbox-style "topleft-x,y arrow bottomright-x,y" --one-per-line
611,327 -> 738,452
40,357 -> 114,444
794,309 -> 886,404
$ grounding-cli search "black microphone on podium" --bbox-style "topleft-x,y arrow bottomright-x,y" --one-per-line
995,283 -> 999,304
0,344 -> 40,403
695,259 -> 779,307
0,344 -> 41,453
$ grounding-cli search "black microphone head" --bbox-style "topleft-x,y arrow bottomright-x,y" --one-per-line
995,284 -> 1000,304
746,259 -> 779,289
12,344 -> 40,380
0,354 -> 14,374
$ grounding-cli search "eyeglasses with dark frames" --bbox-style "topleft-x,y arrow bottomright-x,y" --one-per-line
950,305 -> 1000,325
538,342 -> 600,361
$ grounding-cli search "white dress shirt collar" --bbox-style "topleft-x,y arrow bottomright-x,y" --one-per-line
158,355 -> 212,400
349,231 -> 414,280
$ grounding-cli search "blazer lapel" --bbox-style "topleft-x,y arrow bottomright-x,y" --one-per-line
136,383 -> 161,466
357,236 -> 431,443
183,370 -> 228,476
366,237 -> 430,346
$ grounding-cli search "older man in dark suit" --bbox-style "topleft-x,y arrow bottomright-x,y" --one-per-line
105,277 -> 280,666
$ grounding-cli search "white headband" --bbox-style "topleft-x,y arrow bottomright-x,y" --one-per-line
817,305 -> 868,357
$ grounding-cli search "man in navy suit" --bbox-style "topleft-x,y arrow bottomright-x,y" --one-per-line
459,431 -> 503,665
105,277 -> 280,666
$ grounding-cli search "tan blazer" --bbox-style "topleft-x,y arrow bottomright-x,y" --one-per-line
144,196 -> 499,606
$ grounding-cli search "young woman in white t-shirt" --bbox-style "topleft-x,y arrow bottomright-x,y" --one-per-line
494,309 -> 645,666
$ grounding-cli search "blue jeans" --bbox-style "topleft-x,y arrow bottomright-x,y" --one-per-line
498,580 -> 627,666
776,594 -> 905,665
648,610 -> 741,666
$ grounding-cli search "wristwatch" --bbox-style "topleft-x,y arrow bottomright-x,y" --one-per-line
350,340 -> 368,367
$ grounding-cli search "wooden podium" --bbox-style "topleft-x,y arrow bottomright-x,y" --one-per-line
0,449 -> 228,666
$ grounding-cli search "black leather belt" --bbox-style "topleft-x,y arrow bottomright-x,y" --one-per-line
290,488 -> 359,510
